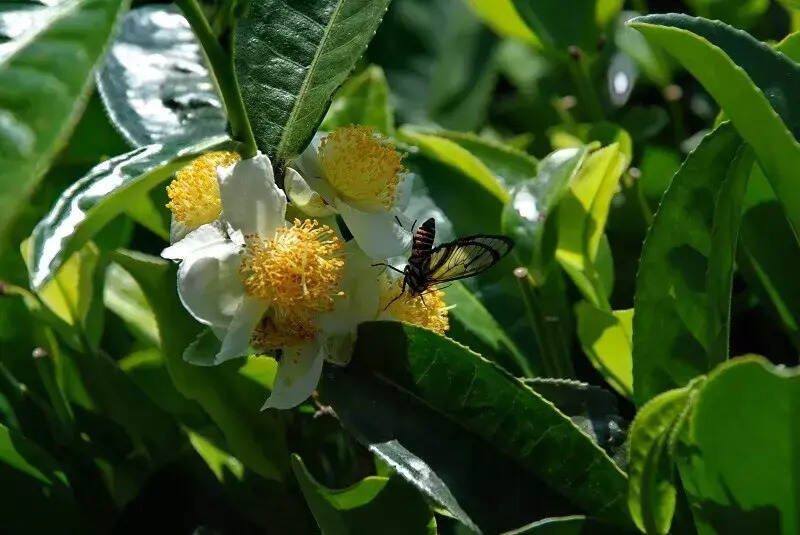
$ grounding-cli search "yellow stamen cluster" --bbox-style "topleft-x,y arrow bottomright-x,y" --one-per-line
318,126 -> 405,210
240,219 -> 344,347
379,277 -> 449,335
166,151 -> 240,229
251,310 -> 317,350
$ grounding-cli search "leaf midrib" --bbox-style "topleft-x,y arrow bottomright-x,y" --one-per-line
275,0 -> 345,160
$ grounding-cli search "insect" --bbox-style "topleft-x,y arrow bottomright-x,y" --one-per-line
377,218 -> 514,307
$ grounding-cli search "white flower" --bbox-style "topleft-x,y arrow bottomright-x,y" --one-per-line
287,127 -> 414,259
162,152 -> 352,409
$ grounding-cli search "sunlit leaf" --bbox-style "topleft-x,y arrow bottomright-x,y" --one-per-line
322,65 -> 394,135
0,0 -> 130,239
632,124 -> 752,406
96,5 -> 227,146
235,0 -> 392,162
321,322 -> 632,532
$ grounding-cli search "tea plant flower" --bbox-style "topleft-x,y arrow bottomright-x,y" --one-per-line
287,126 -> 413,259
378,276 -> 450,335
162,152 -> 353,409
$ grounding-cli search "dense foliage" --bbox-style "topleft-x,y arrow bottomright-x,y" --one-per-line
1,0 -> 799,533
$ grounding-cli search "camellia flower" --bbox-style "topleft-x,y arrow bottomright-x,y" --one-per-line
162,151 -> 351,409
378,276 -> 450,335
287,126 -> 413,259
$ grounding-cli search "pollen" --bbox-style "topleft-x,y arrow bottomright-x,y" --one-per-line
251,310 -> 317,350
166,151 -> 240,229
240,219 -> 345,317
318,126 -> 406,210
379,277 -> 449,335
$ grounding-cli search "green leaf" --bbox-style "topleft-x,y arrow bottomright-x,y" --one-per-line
110,250 -> 289,481
322,65 -> 394,135
575,303 -> 633,398
292,454 -> 436,535
511,0 -> 599,52
556,144 -> 628,308
399,128 -> 509,204
321,322 -> 631,531
443,281 -> 533,378
503,147 -> 588,284
684,0 -> 769,29
629,14 -> 800,242
503,515 -> 620,534
677,356 -> 800,535
0,0 -> 130,239
627,378 -> 704,535
431,130 -> 539,188
0,424 -> 80,532
632,124 -> 752,406
466,0 -> 540,46
103,263 -> 159,347
367,0 -> 499,130
28,136 -> 229,290
235,0 -> 392,162
96,5 -> 227,146
522,377 -> 626,463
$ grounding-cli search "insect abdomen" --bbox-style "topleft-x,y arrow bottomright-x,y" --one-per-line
411,218 -> 436,258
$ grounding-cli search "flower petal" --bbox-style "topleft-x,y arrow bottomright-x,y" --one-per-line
262,341 -> 324,410
217,152 -> 287,238
285,168 -> 336,216
169,217 -> 190,244
394,172 -> 414,211
177,241 -> 244,328
319,241 -> 381,335
162,221 -> 227,261
335,200 -> 412,259
215,296 -> 268,364
291,132 -> 325,180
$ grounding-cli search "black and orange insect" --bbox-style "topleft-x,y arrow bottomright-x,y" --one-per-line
377,218 -> 514,307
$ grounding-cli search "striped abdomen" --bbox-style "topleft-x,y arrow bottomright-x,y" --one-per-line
411,218 -> 436,259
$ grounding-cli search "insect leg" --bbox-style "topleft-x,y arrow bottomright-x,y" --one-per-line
371,262 -> 405,276
383,278 -> 407,311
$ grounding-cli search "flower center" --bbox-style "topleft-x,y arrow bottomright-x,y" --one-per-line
166,151 -> 240,229
240,218 -> 344,316
318,126 -> 405,210
251,310 -> 317,350
379,277 -> 449,334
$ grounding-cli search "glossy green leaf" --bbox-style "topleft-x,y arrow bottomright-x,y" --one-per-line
367,0 -> 499,131
110,250 -> 289,481
629,14 -> 800,241
575,303 -> 633,398
466,0 -> 540,46
0,424 -> 80,532
511,0 -> 599,52
503,147 -> 588,284
444,281 -> 533,377
632,124 -> 752,406
322,65 -> 394,135
28,136 -> 229,290
0,0 -> 130,239
677,357 -> 800,535
235,0 -> 392,162
96,5 -> 227,147
292,454 -> 436,535
627,378 -> 704,535
321,322 -> 631,531
556,144 -> 628,308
